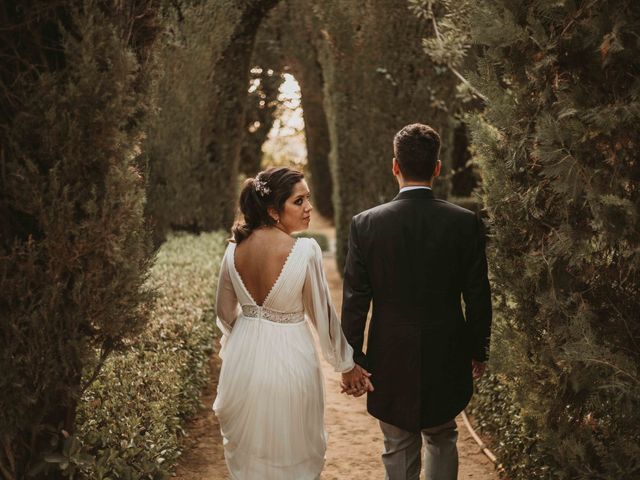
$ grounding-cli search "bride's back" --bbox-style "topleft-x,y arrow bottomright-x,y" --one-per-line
234,229 -> 297,306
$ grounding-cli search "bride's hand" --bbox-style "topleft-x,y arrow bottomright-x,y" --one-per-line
350,376 -> 374,397
341,365 -> 374,396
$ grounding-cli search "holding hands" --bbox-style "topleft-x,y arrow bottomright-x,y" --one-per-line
341,364 -> 374,397
341,360 -> 484,397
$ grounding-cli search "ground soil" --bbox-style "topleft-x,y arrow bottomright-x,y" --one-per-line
172,217 -> 499,479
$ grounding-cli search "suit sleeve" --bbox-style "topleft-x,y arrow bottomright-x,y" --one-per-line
341,216 -> 373,368
462,214 -> 492,362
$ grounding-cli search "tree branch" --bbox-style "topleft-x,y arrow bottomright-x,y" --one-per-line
427,3 -> 488,103
80,344 -> 112,395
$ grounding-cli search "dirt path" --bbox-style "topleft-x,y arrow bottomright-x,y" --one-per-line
173,220 -> 498,479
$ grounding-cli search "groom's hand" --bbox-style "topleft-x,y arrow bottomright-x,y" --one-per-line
341,365 -> 374,397
472,359 -> 487,380
340,365 -> 364,395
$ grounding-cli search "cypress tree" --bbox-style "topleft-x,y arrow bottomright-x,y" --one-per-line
239,17 -> 286,178
237,2 -> 337,218
410,0 -> 485,206
0,1 -> 161,476
202,0 -> 279,231
240,66 -> 284,178
145,1 -> 223,242
273,2 -> 335,219
461,1 -> 640,477
146,0 -> 277,243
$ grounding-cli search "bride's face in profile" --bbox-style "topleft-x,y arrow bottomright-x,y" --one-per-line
277,179 -> 313,234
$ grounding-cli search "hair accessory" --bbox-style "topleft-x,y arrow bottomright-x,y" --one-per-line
254,179 -> 271,196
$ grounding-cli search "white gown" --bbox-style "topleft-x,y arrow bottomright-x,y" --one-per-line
212,237 -> 355,480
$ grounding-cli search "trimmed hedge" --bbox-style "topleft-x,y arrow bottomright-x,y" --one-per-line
417,1 -> 640,477
294,231 -> 329,252
146,0 -> 277,244
76,231 -> 228,479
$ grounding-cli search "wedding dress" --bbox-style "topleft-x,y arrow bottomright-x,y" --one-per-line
213,237 -> 355,480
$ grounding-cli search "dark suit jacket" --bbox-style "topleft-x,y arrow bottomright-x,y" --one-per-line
341,188 -> 492,432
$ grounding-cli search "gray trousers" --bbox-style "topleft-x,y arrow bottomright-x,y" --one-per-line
379,419 -> 458,480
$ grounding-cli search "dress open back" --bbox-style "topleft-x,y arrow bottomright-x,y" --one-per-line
213,237 -> 354,480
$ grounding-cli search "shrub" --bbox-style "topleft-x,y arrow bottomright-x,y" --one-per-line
0,1 -> 162,476
76,231 -> 228,479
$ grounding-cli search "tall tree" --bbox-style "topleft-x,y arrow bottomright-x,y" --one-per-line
239,16 -> 286,178
272,2 -> 335,219
202,0 -> 279,231
0,1 -> 161,476
443,1 -> 640,477
146,0 -> 278,243
240,67 -> 284,177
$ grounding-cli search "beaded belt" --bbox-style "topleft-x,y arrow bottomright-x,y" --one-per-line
242,305 -> 305,324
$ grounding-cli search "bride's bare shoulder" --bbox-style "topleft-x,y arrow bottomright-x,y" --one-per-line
236,229 -> 296,257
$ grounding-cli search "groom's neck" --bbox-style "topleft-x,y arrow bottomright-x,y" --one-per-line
397,179 -> 433,189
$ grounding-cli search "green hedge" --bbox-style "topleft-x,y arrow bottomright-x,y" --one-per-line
448,196 -> 481,214
294,231 -> 330,252
76,231 -> 228,479
470,372 -> 555,478
145,2 -> 226,243
466,2 -> 640,478
414,1 -> 640,477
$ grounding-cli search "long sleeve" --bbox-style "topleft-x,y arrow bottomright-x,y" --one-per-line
215,246 -> 240,338
462,214 -> 492,362
341,216 -> 372,369
303,240 -> 355,373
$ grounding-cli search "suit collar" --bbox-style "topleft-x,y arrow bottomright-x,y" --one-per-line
392,188 -> 435,202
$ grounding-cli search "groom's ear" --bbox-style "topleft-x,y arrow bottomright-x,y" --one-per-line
433,159 -> 442,178
392,157 -> 400,176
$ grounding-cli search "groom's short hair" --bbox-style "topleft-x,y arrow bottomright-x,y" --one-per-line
393,124 -> 440,181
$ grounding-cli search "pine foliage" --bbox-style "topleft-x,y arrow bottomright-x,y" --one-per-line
463,1 -> 640,477
0,1 -> 161,476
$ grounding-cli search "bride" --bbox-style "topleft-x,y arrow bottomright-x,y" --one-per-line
213,167 -> 372,479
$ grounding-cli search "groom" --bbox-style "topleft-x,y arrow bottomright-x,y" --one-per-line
340,123 -> 492,480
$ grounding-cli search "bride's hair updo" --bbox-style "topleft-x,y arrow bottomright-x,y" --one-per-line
232,167 -> 305,243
